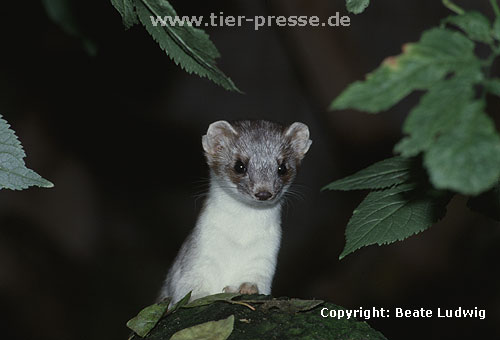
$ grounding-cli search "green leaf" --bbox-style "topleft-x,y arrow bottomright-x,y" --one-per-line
42,0 -> 79,36
184,293 -> 241,308
169,314 -> 234,340
443,11 -> 493,44
493,17 -> 500,40
0,115 -> 53,190
322,156 -> 414,191
424,102 -> 500,195
168,291 -> 191,314
340,184 -> 452,259
287,299 -> 324,312
260,299 -> 324,313
110,0 -> 139,29
467,182 -> 500,221
484,78 -> 500,97
330,28 -> 477,113
41,0 -> 97,56
395,69 -> 482,157
133,0 -> 240,92
126,298 -> 170,337
346,0 -> 370,14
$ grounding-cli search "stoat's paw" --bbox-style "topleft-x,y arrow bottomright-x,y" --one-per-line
222,285 -> 239,293
238,282 -> 259,295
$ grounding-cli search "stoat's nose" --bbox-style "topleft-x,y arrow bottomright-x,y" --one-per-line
255,191 -> 272,201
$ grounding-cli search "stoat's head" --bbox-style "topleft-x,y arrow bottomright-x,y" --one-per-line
202,120 -> 312,206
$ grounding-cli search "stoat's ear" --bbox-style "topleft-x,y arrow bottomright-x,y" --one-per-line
202,120 -> 238,154
285,122 -> 312,158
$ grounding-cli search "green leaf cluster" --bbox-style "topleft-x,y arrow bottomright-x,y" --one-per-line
0,115 -> 53,191
110,0 -> 239,92
327,2 -> 500,258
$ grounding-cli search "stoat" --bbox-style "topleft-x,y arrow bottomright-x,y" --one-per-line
159,120 -> 312,304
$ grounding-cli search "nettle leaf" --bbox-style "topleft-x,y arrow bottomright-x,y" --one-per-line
395,69 -> 482,157
170,314 -> 234,340
322,156 -> 414,191
110,0 -> 138,29
467,182 -> 500,221
330,28 -> 477,113
0,115 -> 53,190
340,183 -> 452,259
443,11 -> 493,44
133,0 -> 239,92
346,0 -> 370,14
424,102 -> 500,195
126,298 -> 170,337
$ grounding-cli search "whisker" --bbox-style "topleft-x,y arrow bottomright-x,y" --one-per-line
290,182 -> 308,188
191,178 -> 210,183
284,189 -> 305,201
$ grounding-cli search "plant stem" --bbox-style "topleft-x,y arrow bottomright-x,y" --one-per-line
490,0 -> 500,18
442,0 -> 465,15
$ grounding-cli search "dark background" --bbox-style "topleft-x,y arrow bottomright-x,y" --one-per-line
0,0 -> 498,339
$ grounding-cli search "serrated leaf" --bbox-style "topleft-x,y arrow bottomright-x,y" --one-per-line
443,11 -> 492,44
322,156 -> 414,191
330,28 -> 477,113
467,182 -> 500,221
395,69 -> 482,157
133,0 -> 239,92
169,314 -> 234,340
346,0 -> 370,14
184,293 -> 241,308
126,298 -> 170,337
340,184 -> 452,259
424,103 -> 500,195
0,115 -> 53,190
111,0 -> 139,29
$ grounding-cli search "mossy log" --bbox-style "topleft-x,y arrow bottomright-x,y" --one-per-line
128,294 -> 387,340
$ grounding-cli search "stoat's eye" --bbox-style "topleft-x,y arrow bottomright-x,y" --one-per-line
278,163 -> 287,176
234,160 -> 247,174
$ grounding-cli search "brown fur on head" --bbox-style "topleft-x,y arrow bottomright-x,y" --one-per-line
202,120 -> 312,205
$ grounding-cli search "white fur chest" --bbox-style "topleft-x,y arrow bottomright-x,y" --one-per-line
161,181 -> 283,303
195,184 -> 282,290
201,186 -> 281,246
